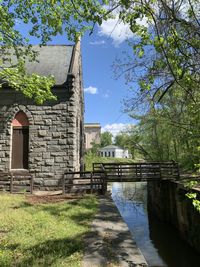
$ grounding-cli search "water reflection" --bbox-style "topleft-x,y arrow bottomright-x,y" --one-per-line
111,182 -> 200,267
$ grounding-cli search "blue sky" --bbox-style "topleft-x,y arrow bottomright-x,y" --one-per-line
81,30 -> 135,136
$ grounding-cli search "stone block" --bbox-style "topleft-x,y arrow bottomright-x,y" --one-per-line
44,119 -> 52,125
43,180 -> 58,186
52,132 -> 60,138
51,152 -> 66,156
45,159 -> 54,166
55,157 -> 63,163
42,152 -> 51,158
58,139 -> 66,145
38,130 -> 47,137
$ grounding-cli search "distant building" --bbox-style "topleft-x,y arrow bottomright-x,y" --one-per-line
84,123 -> 101,150
99,145 -> 131,158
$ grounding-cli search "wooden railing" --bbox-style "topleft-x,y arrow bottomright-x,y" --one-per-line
0,171 -> 11,192
62,171 -> 107,194
93,161 -> 180,181
0,171 -> 33,193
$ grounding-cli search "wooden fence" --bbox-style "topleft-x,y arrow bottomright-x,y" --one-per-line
0,171 -> 33,193
62,171 -> 107,194
93,161 -> 180,182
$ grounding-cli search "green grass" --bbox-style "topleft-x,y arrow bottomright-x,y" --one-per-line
84,152 -> 136,171
0,193 -> 98,267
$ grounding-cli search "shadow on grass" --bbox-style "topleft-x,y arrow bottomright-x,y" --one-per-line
1,196 -> 98,266
10,235 -> 84,267
29,197 -> 98,223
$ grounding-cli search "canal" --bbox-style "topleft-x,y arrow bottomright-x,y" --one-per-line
111,182 -> 200,267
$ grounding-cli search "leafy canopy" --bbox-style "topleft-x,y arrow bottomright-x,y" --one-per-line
1,0 -> 199,104
113,0 -> 200,103
101,131 -> 113,147
0,0 -> 111,103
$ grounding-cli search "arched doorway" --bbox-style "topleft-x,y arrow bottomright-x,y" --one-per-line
11,111 -> 29,169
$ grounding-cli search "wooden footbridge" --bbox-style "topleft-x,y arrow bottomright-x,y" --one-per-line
62,161 -> 180,194
0,161 -> 180,194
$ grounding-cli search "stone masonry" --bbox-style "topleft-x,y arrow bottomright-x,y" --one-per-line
0,43 -> 84,190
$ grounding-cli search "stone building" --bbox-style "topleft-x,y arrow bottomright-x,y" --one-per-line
0,43 -> 84,190
84,123 -> 101,150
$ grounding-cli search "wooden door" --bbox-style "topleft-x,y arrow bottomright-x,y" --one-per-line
11,127 -> 29,169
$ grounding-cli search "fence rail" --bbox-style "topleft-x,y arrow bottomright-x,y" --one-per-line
93,161 -> 180,181
62,171 -> 107,194
0,171 -> 33,193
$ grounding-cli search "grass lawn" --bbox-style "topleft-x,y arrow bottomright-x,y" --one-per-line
0,193 -> 98,267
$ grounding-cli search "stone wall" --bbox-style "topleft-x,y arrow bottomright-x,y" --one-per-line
0,89 -> 76,189
148,180 -> 200,253
0,44 -> 84,190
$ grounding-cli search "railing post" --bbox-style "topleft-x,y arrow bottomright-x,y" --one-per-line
159,163 -> 162,179
174,161 -> 180,179
120,165 -> 122,182
62,173 -> 65,195
135,164 -> 138,179
177,162 -> 180,179
90,172 -> 93,194
102,172 -> 107,194
10,172 -> 13,194
140,164 -> 142,180
30,173 -> 34,194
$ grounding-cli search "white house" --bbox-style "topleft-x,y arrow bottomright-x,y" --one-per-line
99,145 -> 131,158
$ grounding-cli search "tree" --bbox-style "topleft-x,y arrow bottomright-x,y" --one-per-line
0,0 -> 111,103
127,87 -> 200,169
100,132 -> 113,147
1,1 -> 199,104
114,127 -> 153,160
113,0 -> 200,106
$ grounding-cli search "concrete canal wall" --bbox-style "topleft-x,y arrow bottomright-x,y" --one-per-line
148,180 -> 200,253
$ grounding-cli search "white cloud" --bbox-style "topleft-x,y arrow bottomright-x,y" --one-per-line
84,86 -> 98,95
98,5 -> 148,47
89,40 -> 106,45
98,17 -> 133,46
102,123 -> 133,137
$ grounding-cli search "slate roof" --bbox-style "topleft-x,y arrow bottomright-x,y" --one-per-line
25,45 -> 74,85
3,45 -> 74,86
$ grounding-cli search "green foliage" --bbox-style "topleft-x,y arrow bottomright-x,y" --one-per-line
2,1 -> 199,104
0,193 -> 98,266
84,152 -> 134,171
125,87 -> 200,169
0,0 -> 111,102
185,181 -> 200,213
0,62 -> 56,104
114,129 -> 144,160
114,0 -> 200,102
88,142 -> 100,155
100,131 -> 113,147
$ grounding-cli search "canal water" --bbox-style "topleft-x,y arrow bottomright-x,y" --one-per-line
111,182 -> 200,267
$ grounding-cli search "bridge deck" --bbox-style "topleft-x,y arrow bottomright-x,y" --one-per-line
93,161 -> 180,182
62,162 -> 180,195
